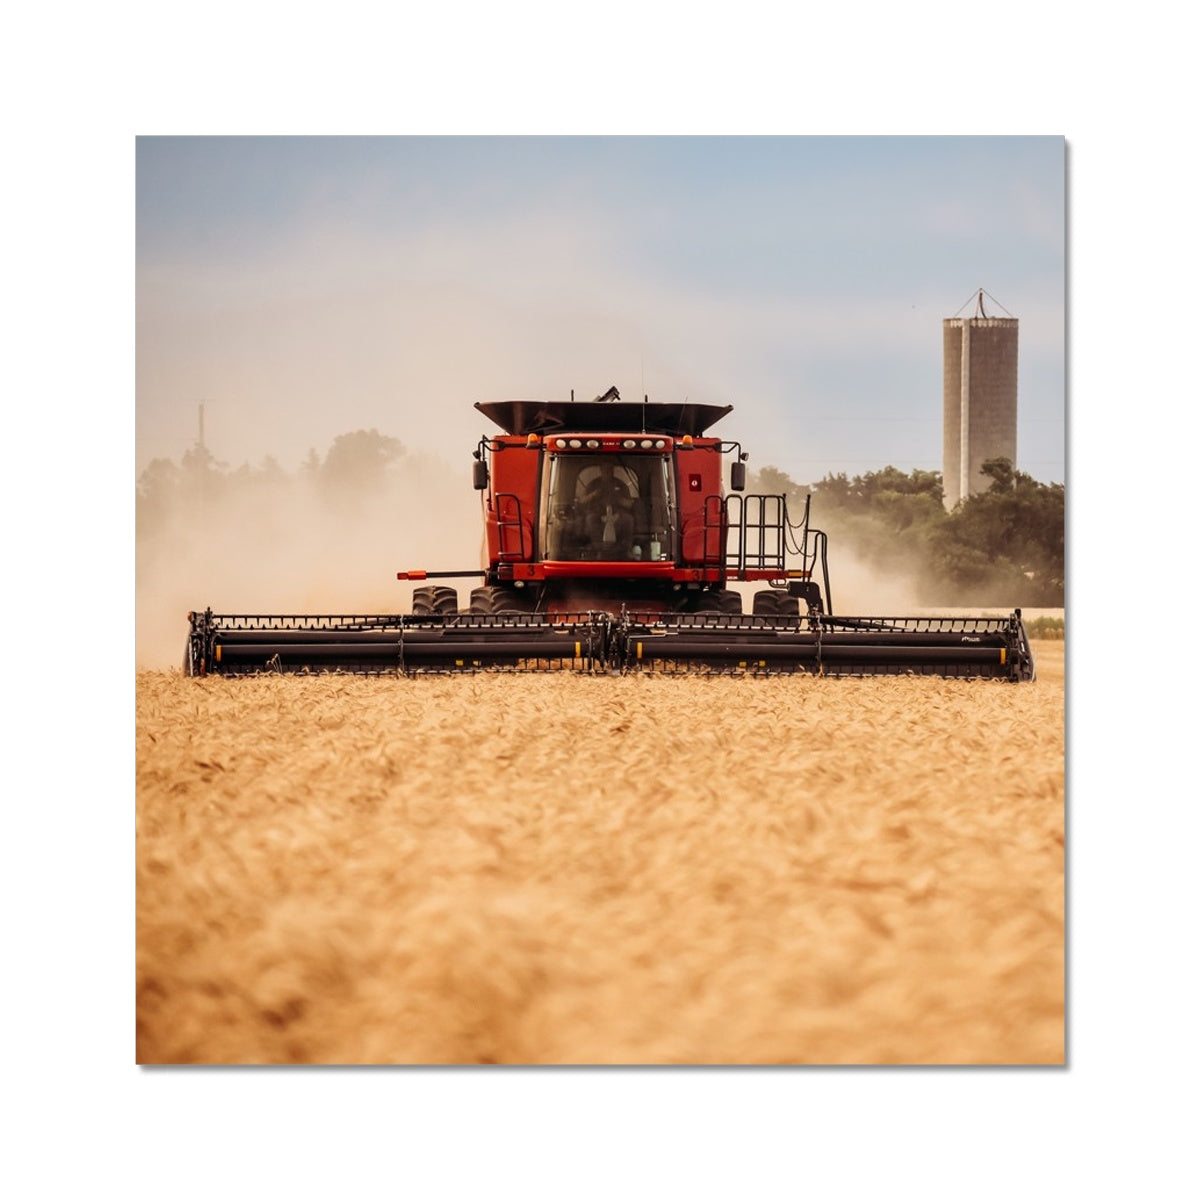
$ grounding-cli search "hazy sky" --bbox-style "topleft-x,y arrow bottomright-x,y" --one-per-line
136,135 -> 1064,484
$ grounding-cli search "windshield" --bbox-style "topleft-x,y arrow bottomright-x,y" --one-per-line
543,454 -> 676,561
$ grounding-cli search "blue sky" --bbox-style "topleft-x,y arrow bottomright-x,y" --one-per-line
137,135 -> 1064,484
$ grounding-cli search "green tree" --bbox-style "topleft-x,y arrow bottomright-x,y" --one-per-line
809,466 -> 943,515
136,457 -> 181,541
931,459 -> 1064,604
750,465 -> 801,498
137,457 -> 180,505
980,456 -> 1015,492
812,471 -> 852,507
319,429 -> 406,499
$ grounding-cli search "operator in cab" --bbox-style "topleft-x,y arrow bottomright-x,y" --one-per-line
581,461 -> 635,557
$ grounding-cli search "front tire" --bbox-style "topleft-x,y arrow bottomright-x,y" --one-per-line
469,585 -> 537,615
686,588 -> 742,615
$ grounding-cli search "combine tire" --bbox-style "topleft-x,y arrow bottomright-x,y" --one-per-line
687,589 -> 743,615
469,585 -> 537,615
412,585 -> 459,616
752,589 -> 800,617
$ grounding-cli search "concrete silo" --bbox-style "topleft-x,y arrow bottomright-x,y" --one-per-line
943,292 -> 1018,510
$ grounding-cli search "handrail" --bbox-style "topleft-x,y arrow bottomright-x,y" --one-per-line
494,492 -> 530,560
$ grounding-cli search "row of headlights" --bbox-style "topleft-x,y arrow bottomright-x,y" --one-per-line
551,437 -> 668,450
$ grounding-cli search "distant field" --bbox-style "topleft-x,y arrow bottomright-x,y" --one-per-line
136,642 -> 1064,1065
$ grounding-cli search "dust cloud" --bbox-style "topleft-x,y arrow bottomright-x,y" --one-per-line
812,546 -> 924,616
136,453 -> 481,669
817,548 -> 1057,619
723,549 -> 922,617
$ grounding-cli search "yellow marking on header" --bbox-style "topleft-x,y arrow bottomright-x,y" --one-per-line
215,645 -> 222,662
575,641 -> 581,658
637,642 -> 643,660
1000,648 -> 1006,665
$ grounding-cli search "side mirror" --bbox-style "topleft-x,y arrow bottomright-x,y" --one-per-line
472,459 -> 488,490
730,461 -> 746,492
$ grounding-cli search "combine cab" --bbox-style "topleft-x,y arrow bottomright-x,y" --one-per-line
185,393 -> 1035,680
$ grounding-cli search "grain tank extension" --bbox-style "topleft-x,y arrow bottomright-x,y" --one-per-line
185,394 -> 1035,679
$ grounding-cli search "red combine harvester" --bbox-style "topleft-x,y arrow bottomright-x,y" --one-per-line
185,393 -> 1035,679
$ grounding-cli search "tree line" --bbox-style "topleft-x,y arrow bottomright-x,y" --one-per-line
750,459 -> 1064,606
137,429 -> 409,541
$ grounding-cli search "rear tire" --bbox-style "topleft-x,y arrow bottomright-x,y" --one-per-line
752,589 -> 799,616
412,585 -> 459,616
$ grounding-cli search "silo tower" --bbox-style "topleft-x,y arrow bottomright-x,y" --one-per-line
942,290 -> 1018,510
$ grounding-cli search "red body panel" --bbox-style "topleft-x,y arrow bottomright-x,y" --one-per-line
675,439 -> 725,566
483,437 -> 542,565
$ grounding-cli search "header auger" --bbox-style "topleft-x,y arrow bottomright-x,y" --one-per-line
185,392 -> 1036,680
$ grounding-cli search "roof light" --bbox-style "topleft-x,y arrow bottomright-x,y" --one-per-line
654,439 -> 665,449
640,439 -> 653,449
622,439 -> 636,449
586,439 -> 600,449
569,438 -> 582,449
554,438 -> 567,448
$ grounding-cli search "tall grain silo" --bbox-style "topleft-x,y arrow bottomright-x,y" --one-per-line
943,291 -> 1018,510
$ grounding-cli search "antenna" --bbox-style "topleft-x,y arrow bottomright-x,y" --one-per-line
953,288 -> 1015,319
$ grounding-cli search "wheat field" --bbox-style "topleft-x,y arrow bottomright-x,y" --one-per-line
135,642 -> 1064,1065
